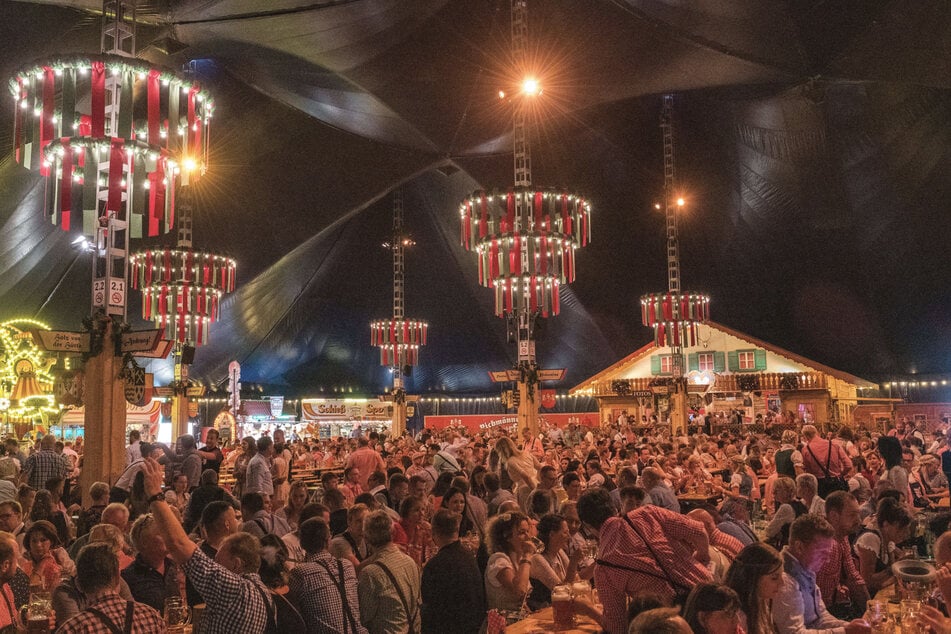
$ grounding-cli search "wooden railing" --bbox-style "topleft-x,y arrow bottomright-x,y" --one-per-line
583,371 -> 829,397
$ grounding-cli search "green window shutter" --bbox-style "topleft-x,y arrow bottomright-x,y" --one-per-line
650,355 -> 661,375
713,351 -> 726,372
688,353 -> 699,372
754,349 -> 767,370
727,351 -> 739,372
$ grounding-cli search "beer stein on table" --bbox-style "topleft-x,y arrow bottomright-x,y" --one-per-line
551,585 -> 574,630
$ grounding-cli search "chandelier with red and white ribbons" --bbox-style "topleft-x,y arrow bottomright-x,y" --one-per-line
370,320 -> 428,367
8,55 -> 213,237
460,187 -> 591,317
129,249 -> 235,345
640,292 -> 710,347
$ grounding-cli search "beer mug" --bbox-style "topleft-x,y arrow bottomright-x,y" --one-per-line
164,596 -> 189,633
551,585 -> 574,630
21,595 -> 54,634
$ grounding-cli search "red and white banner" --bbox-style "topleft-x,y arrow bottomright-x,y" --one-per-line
424,412 -> 599,434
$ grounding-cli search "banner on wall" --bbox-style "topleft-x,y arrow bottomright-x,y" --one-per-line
301,399 -> 392,421
425,412 -> 599,434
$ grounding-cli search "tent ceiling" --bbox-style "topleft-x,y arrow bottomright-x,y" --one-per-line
1,0 -> 950,393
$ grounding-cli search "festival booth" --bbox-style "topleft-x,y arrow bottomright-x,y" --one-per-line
853,403 -> 951,434
425,412 -> 600,435
571,321 -> 876,430
236,398 -> 298,439
60,400 -> 163,442
300,398 -> 393,439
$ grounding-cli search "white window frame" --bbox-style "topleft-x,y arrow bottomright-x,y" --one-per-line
738,350 -> 756,370
697,352 -> 715,372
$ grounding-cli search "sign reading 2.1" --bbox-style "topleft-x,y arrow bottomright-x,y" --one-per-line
108,279 -> 125,310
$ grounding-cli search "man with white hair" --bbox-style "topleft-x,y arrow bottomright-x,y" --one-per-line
797,473 -> 826,516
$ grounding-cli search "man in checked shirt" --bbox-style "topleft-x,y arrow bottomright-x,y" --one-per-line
577,487 -> 712,634
140,457 -> 275,633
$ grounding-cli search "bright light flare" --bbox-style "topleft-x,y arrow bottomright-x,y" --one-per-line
182,157 -> 198,173
521,77 -> 540,96
676,197 -> 685,207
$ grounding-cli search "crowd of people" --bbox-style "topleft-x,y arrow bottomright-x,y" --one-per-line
0,415 -> 950,632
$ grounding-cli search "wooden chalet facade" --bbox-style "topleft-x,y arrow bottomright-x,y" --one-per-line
571,322 -> 876,429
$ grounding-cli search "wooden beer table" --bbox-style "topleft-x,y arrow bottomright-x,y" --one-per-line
506,607 -> 600,633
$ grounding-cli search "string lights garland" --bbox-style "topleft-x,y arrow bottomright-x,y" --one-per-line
129,248 -> 236,345
460,187 -> 591,317
9,54 -> 213,237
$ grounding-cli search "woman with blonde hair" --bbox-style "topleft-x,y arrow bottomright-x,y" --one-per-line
493,436 -> 538,511
276,480 -> 310,530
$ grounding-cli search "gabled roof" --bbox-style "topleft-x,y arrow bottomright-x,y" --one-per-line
571,321 -> 877,393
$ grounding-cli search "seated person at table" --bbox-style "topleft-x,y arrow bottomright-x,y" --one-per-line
772,514 -> 870,634
56,544 -> 164,634
640,467 -> 680,513
717,497 -> 758,547
680,456 -> 714,493
854,497 -> 911,595
629,607 -> 693,634
765,477 -> 806,549
683,583 -> 742,634
527,513 -> 584,609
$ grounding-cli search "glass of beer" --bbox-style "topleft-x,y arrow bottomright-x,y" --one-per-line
551,585 -> 574,630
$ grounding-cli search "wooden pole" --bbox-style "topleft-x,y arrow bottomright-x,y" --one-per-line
79,318 -> 126,506
517,380 -> 538,437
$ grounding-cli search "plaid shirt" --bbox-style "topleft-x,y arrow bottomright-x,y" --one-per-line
288,551 -> 368,634
23,450 -> 69,490
182,546 -> 271,634
56,593 -> 164,633
594,506 -> 712,634
815,535 -> 866,606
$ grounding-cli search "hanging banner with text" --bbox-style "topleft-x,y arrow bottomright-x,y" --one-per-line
301,399 -> 392,421
424,412 -> 600,434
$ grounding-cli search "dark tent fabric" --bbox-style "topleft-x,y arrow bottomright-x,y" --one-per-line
0,0 -> 950,394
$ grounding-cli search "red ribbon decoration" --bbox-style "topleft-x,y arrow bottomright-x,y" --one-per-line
60,142 -> 73,230
145,251 -> 153,286
534,191 -> 543,228
147,70 -> 161,144
91,62 -> 105,137
510,233 -> 519,274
